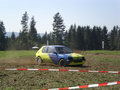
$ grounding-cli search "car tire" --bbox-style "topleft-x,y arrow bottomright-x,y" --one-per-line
37,57 -> 42,65
59,59 -> 66,67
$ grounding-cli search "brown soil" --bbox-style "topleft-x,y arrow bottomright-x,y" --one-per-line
0,57 -> 36,65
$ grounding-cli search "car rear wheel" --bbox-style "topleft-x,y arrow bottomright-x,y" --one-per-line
59,59 -> 66,67
37,57 -> 42,65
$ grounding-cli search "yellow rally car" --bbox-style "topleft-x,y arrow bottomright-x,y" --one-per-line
36,45 -> 85,66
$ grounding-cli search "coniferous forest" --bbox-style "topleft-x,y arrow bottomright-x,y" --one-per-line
0,12 -> 120,50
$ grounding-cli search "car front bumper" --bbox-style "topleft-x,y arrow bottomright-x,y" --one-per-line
69,60 -> 85,65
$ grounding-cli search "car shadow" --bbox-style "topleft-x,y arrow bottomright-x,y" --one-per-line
68,65 -> 91,68
39,63 -> 91,68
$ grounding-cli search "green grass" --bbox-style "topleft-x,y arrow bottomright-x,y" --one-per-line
92,56 -> 120,63
0,50 -> 37,60
84,50 -> 120,55
1,50 -> 120,60
84,50 -> 120,63
0,87 -> 15,90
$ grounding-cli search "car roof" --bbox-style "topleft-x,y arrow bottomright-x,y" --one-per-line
44,45 -> 65,48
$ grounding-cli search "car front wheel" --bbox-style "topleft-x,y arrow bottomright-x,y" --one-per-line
37,57 -> 42,65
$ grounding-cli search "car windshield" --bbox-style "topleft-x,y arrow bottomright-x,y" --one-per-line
55,47 -> 72,54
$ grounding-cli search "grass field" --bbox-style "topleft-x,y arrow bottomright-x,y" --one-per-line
84,50 -> 120,55
0,50 -> 120,90
0,50 -> 36,59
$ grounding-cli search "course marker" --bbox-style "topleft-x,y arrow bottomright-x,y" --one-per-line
1,68 -> 120,74
40,81 -> 120,90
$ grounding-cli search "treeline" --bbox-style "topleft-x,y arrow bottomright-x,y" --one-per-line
0,12 -> 120,50
43,25 -> 120,50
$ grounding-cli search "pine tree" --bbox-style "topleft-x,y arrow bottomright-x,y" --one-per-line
70,24 -> 77,49
41,32 -> 48,45
52,12 -> 65,45
95,27 -> 102,50
11,32 -> 16,41
37,34 -> 42,47
76,26 -> 83,50
9,32 -> 16,49
19,11 -> 29,49
83,26 -> 91,50
102,26 -> 109,49
64,30 -> 69,46
0,21 -> 6,50
117,28 -> 120,49
109,26 -> 118,50
91,26 -> 101,50
65,25 -> 72,47
21,11 -> 29,34
47,32 -> 54,45
29,16 -> 38,47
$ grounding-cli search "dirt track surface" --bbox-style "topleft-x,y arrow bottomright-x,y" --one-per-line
0,55 -> 120,90
0,57 -> 36,65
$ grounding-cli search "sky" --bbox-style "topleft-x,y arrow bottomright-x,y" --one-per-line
0,0 -> 120,33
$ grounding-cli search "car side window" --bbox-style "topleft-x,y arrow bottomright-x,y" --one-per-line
47,47 -> 55,53
42,47 -> 47,53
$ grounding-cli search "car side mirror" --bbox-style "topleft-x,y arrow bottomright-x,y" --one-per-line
53,52 -> 57,54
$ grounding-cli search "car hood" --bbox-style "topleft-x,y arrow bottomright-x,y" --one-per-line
71,53 -> 84,57
58,53 -> 84,59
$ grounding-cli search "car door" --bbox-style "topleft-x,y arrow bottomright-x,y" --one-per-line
47,47 -> 58,64
40,46 -> 51,61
